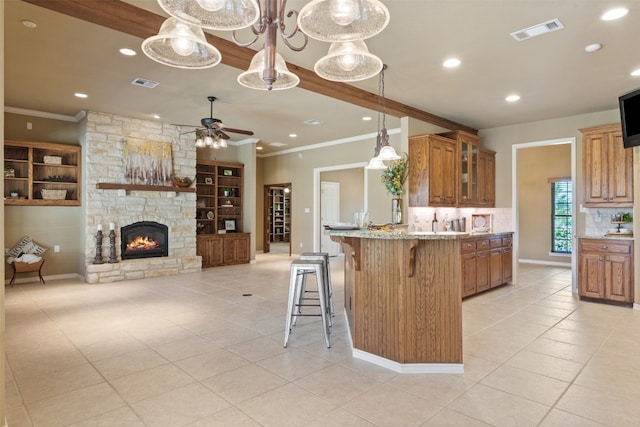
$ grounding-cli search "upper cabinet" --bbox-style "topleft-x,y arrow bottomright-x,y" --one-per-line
409,131 -> 495,207
408,134 -> 457,207
582,123 -> 633,207
4,140 -> 82,206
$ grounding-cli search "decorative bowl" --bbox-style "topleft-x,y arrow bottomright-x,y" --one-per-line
172,175 -> 194,188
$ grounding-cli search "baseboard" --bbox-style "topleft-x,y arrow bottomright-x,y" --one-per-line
5,272 -> 83,286
634,303 -> 640,311
519,259 -> 571,268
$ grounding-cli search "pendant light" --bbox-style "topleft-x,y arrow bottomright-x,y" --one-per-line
157,0 -> 260,30
366,65 -> 400,169
237,49 -> 300,90
314,39 -> 383,82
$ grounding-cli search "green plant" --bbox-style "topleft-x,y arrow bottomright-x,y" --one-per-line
380,153 -> 408,196
622,212 -> 633,223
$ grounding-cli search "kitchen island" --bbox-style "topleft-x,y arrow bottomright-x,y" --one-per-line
329,229 -> 468,373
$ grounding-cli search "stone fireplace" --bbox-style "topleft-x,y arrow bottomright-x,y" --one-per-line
121,221 -> 169,260
83,111 -> 201,283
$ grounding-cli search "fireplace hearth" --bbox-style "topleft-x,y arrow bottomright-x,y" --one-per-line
121,221 -> 168,260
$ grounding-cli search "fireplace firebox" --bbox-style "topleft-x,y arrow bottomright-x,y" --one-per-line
121,221 -> 168,260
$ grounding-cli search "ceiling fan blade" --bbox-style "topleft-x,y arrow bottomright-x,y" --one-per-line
214,130 -> 231,140
223,127 -> 254,136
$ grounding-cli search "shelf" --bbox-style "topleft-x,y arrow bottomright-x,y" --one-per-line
96,183 -> 196,193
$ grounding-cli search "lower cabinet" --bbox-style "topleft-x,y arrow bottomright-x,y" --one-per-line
461,233 -> 513,298
578,238 -> 633,303
197,233 -> 250,268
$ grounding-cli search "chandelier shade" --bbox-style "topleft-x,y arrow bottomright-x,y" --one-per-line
237,49 -> 300,90
298,0 -> 390,42
378,144 -> 400,161
314,39 -> 383,82
141,17 -> 221,68
157,0 -> 260,30
365,155 -> 387,170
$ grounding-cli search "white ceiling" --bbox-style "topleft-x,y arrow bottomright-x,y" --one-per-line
5,1 -> 640,154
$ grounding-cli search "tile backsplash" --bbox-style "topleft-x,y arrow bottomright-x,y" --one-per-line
408,207 -> 513,233
583,206 -> 633,236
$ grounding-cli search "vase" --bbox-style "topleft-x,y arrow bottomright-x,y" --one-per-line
391,196 -> 402,225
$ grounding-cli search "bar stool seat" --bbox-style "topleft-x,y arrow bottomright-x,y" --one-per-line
284,259 -> 330,348
299,252 -> 334,321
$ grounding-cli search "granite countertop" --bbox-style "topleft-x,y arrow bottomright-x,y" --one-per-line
580,234 -> 634,240
327,228 -> 513,240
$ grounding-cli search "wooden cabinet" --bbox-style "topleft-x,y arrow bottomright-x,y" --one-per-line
581,124 -> 633,207
478,148 -> 496,206
196,160 -> 249,267
461,233 -> 513,298
4,140 -> 81,206
408,134 -> 457,207
197,233 -> 250,268
578,238 -> 633,303
409,131 -> 495,207
268,187 -> 290,242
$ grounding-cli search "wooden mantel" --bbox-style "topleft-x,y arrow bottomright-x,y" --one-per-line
96,183 -> 195,193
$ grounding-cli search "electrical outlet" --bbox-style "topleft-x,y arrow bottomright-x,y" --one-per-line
54,245 -> 60,253
299,242 -> 303,248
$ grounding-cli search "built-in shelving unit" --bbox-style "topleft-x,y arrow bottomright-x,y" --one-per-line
269,187 -> 290,243
4,140 -> 82,206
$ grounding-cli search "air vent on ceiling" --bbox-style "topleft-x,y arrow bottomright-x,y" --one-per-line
268,142 -> 287,147
131,77 -> 159,88
510,18 -> 564,41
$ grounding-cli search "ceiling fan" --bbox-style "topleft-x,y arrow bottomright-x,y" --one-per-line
179,96 -> 254,143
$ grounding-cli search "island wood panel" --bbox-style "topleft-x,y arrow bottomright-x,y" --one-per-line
339,236 -> 463,364
403,239 -> 462,363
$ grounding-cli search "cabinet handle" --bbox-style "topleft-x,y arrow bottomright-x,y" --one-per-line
599,257 -> 604,261
601,246 -> 608,250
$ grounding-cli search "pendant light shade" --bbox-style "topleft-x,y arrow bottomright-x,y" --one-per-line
157,0 -> 260,30
365,155 -> 387,170
314,39 -> 383,82
378,144 -> 401,161
142,17 -> 221,68
298,0 -> 390,42
237,49 -> 300,90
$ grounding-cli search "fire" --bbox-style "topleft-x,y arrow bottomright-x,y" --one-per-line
126,235 -> 160,251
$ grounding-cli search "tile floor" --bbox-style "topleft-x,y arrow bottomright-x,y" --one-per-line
4,254 -> 640,426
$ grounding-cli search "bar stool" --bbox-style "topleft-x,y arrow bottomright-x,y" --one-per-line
299,252 -> 334,323
284,259 -> 330,348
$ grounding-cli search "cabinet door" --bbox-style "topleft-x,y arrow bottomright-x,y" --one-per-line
198,236 -> 223,268
408,135 -> 429,207
475,251 -> 490,292
607,130 -> 633,204
578,252 -> 604,298
459,137 -> 479,206
428,138 -> 457,206
234,235 -> 250,263
489,249 -> 503,287
461,251 -> 477,297
502,247 -> 513,284
604,254 -> 633,302
478,149 -> 496,206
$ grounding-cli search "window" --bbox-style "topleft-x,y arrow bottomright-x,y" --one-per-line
551,180 -> 572,253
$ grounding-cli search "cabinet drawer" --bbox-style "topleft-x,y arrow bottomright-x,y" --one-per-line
476,239 -> 490,250
502,236 -> 512,247
461,240 -> 476,253
579,240 -> 632,255
490,238 -> 502,248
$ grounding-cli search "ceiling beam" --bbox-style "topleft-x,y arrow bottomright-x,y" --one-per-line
23,0 -> 478,134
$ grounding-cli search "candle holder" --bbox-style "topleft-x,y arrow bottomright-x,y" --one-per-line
108,229 -> 118,263
93,230 -> 104,264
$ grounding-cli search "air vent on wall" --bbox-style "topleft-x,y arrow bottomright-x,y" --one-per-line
131,77 -> 159,88
510,18 -> 564,41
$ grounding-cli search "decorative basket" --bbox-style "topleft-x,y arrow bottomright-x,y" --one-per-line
172,175 -> 194,188
43,155 -> 62,165
41,189 -> 67,200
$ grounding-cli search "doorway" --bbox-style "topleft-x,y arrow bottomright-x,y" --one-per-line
512,138 -> 576,291
263,183 -> 292,256
321,181 -> 341,256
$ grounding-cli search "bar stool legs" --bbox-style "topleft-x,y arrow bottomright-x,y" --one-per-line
299,252 -> 334,323
284,260 -> 330,348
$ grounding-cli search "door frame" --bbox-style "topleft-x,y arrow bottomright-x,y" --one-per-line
313,162 -> 368,252
263,182 -> 292,255
511,137 -> 577,292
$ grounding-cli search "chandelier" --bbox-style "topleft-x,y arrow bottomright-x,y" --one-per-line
194,128 -> 229,148
366,64 -> 400,169
142,0 -> 390,90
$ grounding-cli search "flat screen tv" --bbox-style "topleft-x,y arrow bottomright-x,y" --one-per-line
619,87 -> 640,148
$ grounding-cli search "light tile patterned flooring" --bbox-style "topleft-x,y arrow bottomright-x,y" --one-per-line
5,255 -> 640,426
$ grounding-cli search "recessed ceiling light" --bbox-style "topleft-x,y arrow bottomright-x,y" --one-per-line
584,43 -> 602,53
505,94 -> 520,102
362,116 -> 372,121
601,7 -> 628,21
21,20 -> 37,29
289,133 -> 297,138
269,142 -> 287,147
74,92 -> 88,99
304,119 -> 321,125
631,69 -> 640,77
443,58 -> 461,68
119,48 -> 136,56
152,113 -> 161,119
256,146 -> 263,150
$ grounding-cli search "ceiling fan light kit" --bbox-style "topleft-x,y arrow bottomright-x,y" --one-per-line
142,0 -> 389,89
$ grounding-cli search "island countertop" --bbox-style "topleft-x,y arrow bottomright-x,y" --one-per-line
327,228 -> 513,240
